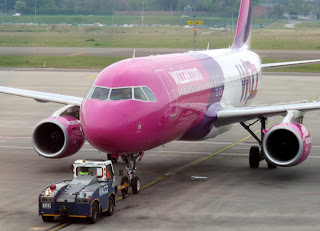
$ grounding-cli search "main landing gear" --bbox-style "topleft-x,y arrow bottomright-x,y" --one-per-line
120,153 -> 143,196
240,117 -> 277,169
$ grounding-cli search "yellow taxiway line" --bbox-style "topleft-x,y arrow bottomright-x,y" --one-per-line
69,53 -> 85,57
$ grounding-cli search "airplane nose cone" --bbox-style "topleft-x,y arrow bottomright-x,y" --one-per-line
80,100 -> 148,153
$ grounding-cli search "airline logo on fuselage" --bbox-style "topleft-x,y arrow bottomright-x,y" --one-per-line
168,68 -> 204,85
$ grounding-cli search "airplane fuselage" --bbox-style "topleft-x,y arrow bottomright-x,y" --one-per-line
80,48 -> 262,154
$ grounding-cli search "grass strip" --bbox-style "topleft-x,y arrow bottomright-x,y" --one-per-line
0,56 -> 319,72
0,55 -> 127,69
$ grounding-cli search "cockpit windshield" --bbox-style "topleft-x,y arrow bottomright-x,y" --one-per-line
91,87 -> 110,101
87,86 -> 156,102
110,88 -> 132,101
134,88 -> 148,101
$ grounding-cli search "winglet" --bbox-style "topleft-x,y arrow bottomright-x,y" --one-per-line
231,0 -> 252,49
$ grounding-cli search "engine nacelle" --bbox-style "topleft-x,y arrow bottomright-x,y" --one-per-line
32,116 -> 85,159
262,123 -> 312,167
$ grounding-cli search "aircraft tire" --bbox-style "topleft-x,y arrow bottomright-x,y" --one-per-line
249,146 -> 260,168
132,177 -> 141,194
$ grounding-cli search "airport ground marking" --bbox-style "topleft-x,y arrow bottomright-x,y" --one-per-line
69,53 -> 85,57
86,75 -> 96,79
47,223 -> 70,231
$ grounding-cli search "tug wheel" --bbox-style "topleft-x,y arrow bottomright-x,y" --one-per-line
132,177 -> 141,194
42,215 -> 54,222
89,202 -> 99,224
105,196 -> 115,216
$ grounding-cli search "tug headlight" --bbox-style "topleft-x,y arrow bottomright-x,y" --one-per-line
45,190 -> 51,197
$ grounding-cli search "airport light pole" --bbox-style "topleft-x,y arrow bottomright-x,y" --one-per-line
35,0 -> 37,24
0,4 -> 3,24
193,15 -> 196,51
112,9 -> 114,25
141,0 -> 144,25
75,0 -> 78,15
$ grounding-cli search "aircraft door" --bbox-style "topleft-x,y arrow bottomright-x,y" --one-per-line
156,70 -> 177,118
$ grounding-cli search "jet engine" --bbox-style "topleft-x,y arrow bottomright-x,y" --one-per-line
32,116 -> 85,159
262,123 -> 312,167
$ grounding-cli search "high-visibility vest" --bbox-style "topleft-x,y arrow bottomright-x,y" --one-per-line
79,171 -> 90,176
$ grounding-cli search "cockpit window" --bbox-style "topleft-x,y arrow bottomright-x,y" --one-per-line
110,88 -> 132,101
134,88 -> 148,101
89,86 -> 156,102
142,87 -> 156,101
91,87 -> 110,101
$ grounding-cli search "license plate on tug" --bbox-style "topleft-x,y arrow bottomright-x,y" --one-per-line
42,203 -> 51,209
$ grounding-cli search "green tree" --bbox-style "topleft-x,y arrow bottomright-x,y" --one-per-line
271,4 -> 285,18
14,1 -> 27,13
288,0 -> 303,16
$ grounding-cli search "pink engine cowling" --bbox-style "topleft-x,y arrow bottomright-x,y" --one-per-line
32,116 -> 85,159
262,123 -> 312,167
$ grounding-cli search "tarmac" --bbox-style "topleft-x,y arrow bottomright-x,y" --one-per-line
0,69 -> 320,231
0,47 -> 320,59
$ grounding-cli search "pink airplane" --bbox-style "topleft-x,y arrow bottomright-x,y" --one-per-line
1,0 -> 320,193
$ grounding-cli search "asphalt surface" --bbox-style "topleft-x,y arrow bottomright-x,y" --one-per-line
1,47 -> 320,59
0,70 -> 320,231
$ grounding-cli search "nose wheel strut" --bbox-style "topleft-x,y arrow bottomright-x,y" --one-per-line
121,152 -> 143,195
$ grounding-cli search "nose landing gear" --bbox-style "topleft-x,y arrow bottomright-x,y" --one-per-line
120,152 -> 143,195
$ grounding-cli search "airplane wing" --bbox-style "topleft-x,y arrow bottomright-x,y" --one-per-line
214,101 -> 320,127
262,59 -> 320,69
0,86 -> 83,106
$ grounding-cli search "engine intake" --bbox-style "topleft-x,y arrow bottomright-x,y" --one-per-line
262,123 -> 312,167
33,116 -> 85,159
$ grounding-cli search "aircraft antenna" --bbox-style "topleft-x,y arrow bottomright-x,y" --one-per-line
133,49 -> 136,59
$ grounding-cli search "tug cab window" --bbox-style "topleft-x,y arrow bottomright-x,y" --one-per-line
91,87 -> 110,101
110,88 -> 132,101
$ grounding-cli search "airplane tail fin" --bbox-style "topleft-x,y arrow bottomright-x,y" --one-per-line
231,0 -> 252,50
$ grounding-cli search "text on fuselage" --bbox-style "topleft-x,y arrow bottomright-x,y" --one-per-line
169,68 -> 204,85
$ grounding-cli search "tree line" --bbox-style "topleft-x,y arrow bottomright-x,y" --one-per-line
6,0 -> 316,17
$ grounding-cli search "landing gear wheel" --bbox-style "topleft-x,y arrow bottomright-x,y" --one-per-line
132,176 -> 141,194
249,146 -> 260,168
104,196 -> 115,216
121,176 -> 129,195
267,162 -> 277,169
42,216 -> 54,222
89,202 -> 99,224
